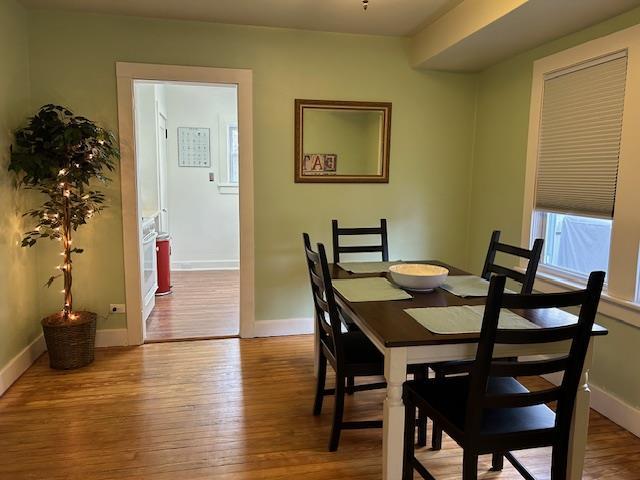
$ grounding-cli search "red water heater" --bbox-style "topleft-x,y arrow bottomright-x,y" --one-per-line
156,234 -> 172,295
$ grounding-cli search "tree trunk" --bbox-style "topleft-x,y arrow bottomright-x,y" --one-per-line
62,193 -> 73,318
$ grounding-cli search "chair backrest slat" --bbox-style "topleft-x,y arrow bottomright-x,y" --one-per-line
483,387 -> 561,409
309,268 -> 324,290
490,356 -> 569,377
481,230 -> 544,294
501,290 -> 587,310
487,264 -> 526,283
494,325 -> 579,344
303,233 -> 348,366
332,219 -> 389,263
495,242 -> 537,259
337,245 -> 385,255
464,271 -> 605,443
313,292 -> 330,315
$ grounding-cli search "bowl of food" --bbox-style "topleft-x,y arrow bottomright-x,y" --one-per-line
388,264 -> 449,292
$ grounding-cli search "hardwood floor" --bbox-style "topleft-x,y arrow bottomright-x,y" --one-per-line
146,270 -> 239,341
1,335 -> 639,479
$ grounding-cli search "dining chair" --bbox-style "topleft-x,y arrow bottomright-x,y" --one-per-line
303,235 -> 427,451
481,230 -> 544,295
304,233 -> 359,395
402,271 -> 605,480
330,219 -> 389,394
332,218 -> 389,263
429,230 -> 544,449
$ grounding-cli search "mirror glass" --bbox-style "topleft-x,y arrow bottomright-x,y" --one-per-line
295,100 -> 391,183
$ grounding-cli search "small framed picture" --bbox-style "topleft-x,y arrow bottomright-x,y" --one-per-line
302,153 -> 337,176
178,127 -> 211,167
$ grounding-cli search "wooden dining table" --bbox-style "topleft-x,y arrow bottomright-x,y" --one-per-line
329,260 -> 607,480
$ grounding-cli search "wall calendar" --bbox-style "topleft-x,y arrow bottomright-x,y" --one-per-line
177,127 -> 211,167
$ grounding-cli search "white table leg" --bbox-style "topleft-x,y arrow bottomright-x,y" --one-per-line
567,341 -> 593,479
383,347 -> 408,480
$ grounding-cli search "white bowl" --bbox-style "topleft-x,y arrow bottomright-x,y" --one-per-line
388,264 -> 449,292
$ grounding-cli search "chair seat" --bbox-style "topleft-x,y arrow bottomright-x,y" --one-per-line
406,376 -> 556,437
337,331 -> 384,374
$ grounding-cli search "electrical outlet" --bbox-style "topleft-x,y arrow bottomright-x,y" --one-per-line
109,304 -> 126,314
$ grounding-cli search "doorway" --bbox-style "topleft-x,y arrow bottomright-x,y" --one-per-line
116,63 -> 254,346
135,81 -> 240,341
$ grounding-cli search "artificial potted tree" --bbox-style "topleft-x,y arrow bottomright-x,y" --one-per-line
9,104 -> 119,369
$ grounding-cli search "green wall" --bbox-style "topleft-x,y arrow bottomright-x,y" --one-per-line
5,4 -> 639,412
467,7 -> 640,408
25,11 -> 478,328
0,0 -> 40,367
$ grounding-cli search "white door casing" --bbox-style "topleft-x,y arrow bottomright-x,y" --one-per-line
116,62 -> 255,345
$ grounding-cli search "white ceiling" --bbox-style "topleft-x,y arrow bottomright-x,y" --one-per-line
19,0 -> 464,36
418,0 -> 640,71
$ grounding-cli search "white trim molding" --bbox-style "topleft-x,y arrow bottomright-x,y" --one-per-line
0,334 -> 46,397
251,318 -> 314,338
529,269 -> 640,329
544,372 -> 640,439
522,23 -> 640,308
95,328 -> 130,348
0,328 -> 131,396
116,62 -> 255,345
171,259 -> 239,271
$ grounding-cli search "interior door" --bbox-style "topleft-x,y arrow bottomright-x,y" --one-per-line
157,113 -> 169,232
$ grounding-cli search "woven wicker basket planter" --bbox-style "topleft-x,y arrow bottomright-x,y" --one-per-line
42,311 -> 97,370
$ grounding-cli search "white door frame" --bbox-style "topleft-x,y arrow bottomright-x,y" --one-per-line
116,62 -> 255,345
155,109 -> 169,233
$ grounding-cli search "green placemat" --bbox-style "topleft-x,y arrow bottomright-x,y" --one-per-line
333,277 -> 412,302
337,261 -> 402,274
440,275 -> 514,297
405,305 -> 538,334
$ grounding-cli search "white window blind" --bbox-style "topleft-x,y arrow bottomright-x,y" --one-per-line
535,52 -> 628,218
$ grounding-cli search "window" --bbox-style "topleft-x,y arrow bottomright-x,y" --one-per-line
535,211 -> 612,277
227,124 -> 239,184
530,52 -> 625,281
217,120 -> 239,194
523,24 -> 640,321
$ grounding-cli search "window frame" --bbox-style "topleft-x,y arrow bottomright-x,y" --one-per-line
531,210 -> 613,285
521,24 -> 640,328
217,118 -> 239,195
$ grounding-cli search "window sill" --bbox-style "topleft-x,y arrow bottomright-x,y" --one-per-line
517,266 -> 640,329
217,183 -> 239,195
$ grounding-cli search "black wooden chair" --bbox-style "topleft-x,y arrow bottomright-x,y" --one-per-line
303,235 -> 427,451
429,230 -> 544,449
402,271 -> 605,480
332,218 -> 389,263
305,232 -> 359,395
481,230 -> 544,295
330,219 -> 390,393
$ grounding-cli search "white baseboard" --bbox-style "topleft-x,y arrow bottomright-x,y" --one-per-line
544,372 -> 640,438
0,328 -> 128,397
252,317 -> 314,337
171,260 -> 239,271
0,334 -> 46,397
95,328 -> 129,348
590,384 -> 640,438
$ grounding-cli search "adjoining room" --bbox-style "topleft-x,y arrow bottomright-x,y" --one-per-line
134,81 -> 240,341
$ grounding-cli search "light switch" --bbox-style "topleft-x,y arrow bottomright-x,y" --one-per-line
209,172 -> 215,182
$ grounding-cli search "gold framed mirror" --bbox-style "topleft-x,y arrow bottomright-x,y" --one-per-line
294,99 -> 391,183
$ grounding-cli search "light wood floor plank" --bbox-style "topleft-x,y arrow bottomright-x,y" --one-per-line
146,270 -> 239,341
1,336 -> 638,479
